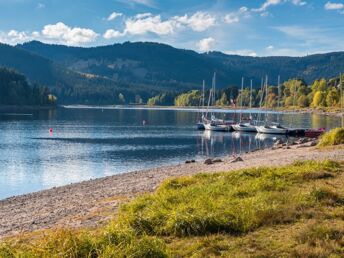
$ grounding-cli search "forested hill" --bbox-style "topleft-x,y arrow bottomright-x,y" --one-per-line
0,67 -> 55,106
0,43 -> 162,104
18,41 -> 344,87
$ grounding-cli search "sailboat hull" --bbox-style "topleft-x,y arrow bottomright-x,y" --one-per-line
232,123 -> 257,132
256,125 -> 288,135
204,123 -> 232,131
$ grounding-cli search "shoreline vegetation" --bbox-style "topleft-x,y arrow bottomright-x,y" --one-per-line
1,129 -> 344,256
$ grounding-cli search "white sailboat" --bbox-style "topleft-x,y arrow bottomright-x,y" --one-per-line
256,75 -> 288,135
204,73 -> 233,131
232,78 -> 257,132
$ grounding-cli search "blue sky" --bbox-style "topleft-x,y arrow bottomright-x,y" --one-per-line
0,0 -> 343,56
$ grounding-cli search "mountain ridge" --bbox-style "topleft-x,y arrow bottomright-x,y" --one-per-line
17,40 -> 344,87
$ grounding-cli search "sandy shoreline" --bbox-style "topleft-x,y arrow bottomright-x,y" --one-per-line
1,144 -> 343,239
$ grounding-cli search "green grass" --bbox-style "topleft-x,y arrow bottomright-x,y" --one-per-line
318,128 -> 344,147
1,160 -> 343,257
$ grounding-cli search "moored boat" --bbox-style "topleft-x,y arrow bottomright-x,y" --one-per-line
232,122 -> 257,132
256,124 -> 288,134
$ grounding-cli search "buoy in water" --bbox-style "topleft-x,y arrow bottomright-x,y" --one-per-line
49,128 -> 53,133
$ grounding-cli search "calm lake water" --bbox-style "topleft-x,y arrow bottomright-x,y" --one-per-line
0,106 -> 341,199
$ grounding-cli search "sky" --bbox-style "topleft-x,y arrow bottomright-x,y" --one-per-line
0,0 -> 343,56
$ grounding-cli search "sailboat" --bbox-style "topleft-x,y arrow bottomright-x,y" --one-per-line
256,75 -> 289,134
203,73 -> 234,131
232,78 -> 257,132
196,80 -> 206,130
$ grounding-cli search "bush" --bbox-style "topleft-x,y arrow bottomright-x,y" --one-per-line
318,127 -> 344,147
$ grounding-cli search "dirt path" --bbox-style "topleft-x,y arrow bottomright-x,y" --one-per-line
1,145 -> 343,238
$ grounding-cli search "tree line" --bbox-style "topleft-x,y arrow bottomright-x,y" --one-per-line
147,76 -> 344,109
0,67 -> 56,106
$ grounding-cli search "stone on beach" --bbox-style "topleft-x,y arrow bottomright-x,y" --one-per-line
204,158 -> 213,165
231,156 -> 243,163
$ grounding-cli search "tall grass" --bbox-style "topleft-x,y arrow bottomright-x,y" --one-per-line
0,160 -> 342,257
318,127 -> 344,147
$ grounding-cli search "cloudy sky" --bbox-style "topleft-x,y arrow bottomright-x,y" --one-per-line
0,0 -> 343,56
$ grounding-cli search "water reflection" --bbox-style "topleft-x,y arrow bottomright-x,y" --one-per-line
198,130 -> 288,158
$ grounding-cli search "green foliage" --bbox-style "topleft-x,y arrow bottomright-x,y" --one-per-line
216,92 -> 229,106
0,67 -> 56,106
117,160 -> 340,237
1,160 -> 343,257
297,95 -> 309,107
174,90 -> 201,107
318,127 -> 344,147
326,87 -> 340,107
313,91 -> 326,107
147,93 -> 175,106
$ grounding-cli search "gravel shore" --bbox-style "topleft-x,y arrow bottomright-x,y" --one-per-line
1,144 -> 343,239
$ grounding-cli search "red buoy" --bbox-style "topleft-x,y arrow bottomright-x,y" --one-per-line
49,128 -> 53,133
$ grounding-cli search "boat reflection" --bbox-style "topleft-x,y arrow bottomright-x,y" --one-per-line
197,130 -> 288,158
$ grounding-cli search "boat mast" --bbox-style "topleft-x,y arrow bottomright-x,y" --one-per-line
258,77 -> 264,125
210,72 -> 216,119
240,77 -> 244,122
202,80 -> 205,110
341,73 -> 343,127
265,75 -> 268,124
277,75 -> 280,124
250,79 -> 253,121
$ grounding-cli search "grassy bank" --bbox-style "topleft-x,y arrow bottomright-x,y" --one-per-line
318,128 -> 344,147
1,160 -> 343,257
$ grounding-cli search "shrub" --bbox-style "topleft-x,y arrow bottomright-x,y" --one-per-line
318,127 -> 344,147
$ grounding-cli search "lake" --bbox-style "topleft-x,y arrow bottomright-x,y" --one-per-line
0,106 -> 341,199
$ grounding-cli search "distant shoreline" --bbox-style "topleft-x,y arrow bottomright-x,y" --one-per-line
61,104 -> 344,117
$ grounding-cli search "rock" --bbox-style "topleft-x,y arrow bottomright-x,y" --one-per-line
309,140 -> 318,147
185,160 -> 191,164
231,156 -> 243,163
274,139 -> 283,145
191,160 -> 196,163
212,158 -> 222,163
204,158 -> 213,165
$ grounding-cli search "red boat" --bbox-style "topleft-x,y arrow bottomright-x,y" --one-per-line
304,128 -> 326,138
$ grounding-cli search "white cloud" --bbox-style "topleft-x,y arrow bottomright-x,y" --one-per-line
266,45 -> 274,50
0,30 -> 40,44
107,12 -> 122,21
174,12 -> 216,32
103,29 -> 125,39
224,13 -> 239,24
225,49 -> 257,57
224,6 -> 249,24
324,1 -> 344,10
252,0 -> 282,12
42,22 -> 98,45
135,13 -> 152,19
197,37 -> 216,52
291,0 -> 306,6
124,14 -> 176,35
103,11 -> 216,39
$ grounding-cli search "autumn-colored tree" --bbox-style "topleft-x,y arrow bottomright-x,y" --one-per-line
326,87 -> 340,107
297,95 -> 309,107
313,91 -> 326,107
